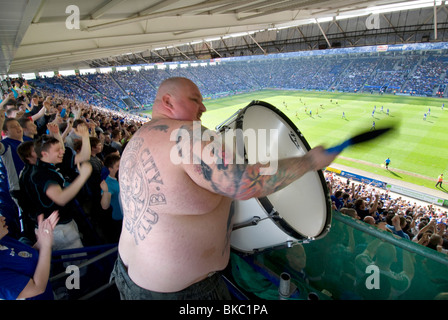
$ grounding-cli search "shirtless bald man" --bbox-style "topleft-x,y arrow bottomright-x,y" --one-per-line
111,77 -> 337,300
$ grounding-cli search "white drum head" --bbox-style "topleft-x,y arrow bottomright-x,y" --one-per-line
221,101 -> 331,253
241,103 -> 330,239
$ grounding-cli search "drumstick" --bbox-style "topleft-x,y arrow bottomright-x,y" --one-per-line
326,127 -> 393,154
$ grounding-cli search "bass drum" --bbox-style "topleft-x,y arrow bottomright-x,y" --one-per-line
216,100 -> 331,253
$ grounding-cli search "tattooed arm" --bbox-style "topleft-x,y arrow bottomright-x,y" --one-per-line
177,123 -> 336,201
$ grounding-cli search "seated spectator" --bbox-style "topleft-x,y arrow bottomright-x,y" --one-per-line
0,211 -> 59,300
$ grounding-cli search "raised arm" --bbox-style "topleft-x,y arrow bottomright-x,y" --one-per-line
17,212 -> 59,299
73,123 -> 91,164
45,161 -> 92,206
177,123 -> 336,201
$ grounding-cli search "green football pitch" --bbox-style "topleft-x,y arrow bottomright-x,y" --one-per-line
143,90 -> 448,191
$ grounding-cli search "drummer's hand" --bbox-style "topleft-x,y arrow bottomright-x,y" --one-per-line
306,146 -> 337,171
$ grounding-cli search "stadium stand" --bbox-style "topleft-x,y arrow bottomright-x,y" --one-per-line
24,51 -> 448,113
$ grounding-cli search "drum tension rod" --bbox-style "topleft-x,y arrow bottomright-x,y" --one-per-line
268,208 -> 280,218
232,216 -> 261,230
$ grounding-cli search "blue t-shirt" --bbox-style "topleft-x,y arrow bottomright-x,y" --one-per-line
105,175 -> 123,221
331,195 -> 344,210
0,236 -> 53,300
386,224 -> 410,240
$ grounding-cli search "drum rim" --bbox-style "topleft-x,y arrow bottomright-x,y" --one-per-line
240,100 -> 332,241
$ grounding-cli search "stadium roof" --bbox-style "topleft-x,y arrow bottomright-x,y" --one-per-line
0,0 -> 442,75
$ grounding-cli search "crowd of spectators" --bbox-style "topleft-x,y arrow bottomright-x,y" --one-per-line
325,171 -> 448,255
336,58 -> 379,92
26,51 -> 448,109
0,71 -> 260,300
0,77 -> 148,299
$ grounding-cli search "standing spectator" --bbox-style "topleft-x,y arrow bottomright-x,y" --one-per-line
0,116 -> 25,197
0,114 -> 27,238
18,117 -> 38,141
331,190 -> 344,211
110,129 -> 123,155
54,121 -> 91,185
386,213 -> 410,240
102,153 -> 122,242
97,130 -> 117,160
354,195 -> 379,220
28,135 -> 92,252
16,141 -> 39,242
84,136 -> 110,241
371,243 -> 414,299
64,119 -> 86,150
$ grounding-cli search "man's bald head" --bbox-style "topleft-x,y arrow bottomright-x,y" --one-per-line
152,77 -> 205,121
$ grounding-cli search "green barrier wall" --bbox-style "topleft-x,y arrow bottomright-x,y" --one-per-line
231,211 -> 448,300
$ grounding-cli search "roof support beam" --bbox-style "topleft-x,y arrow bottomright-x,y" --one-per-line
220,37 -> 230,52
230,0 -> 288,14
90,0 -> 128,20
197,0 -> 260,15
315,19 -> 332,48
237,0 -> 329,21
32,0 -> 46,23
173,47 -> 190,60
434,0 -> 438,40
237,1 -> 300,21
87,0 -> 237,31
381,13 -> 405,42
204,42 -> 222,57
132,0 -> 181,17
150,50 -> 166,61
247,33 -> 266,54
188,44 -> 199,59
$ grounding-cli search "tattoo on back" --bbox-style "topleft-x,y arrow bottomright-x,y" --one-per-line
120,137 -> 166,245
